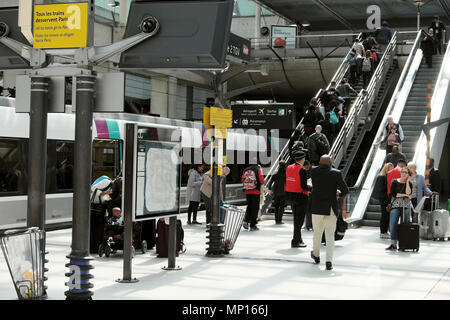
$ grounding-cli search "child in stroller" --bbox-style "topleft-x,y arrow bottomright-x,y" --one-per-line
98,208 -> 148,257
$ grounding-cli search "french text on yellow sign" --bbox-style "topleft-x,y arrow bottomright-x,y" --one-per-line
33,3 -> 88,49
210,107 -> 232,128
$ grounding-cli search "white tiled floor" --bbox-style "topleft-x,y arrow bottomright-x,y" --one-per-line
1,211 -> 449,300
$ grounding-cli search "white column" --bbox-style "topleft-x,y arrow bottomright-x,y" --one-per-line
120,0 -> 128,27
167,76 -> 178,119
254,3 -> 261,49
150,77 -> 168,118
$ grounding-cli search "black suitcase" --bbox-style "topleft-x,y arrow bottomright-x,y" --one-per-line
398,202 -> 420,252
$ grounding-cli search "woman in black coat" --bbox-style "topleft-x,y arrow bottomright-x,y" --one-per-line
374,163 -> 393,239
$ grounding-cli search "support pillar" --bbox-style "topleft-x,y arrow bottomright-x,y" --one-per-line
65,75 -> 96,300
150,77 -> 168,117
254,3 -> 261,49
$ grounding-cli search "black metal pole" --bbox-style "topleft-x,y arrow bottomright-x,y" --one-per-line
27,77 -> 48,230
26,76 -> 49,299
117,123 -> 139,282
65,75 -> 95,300
206,132 -> 224,256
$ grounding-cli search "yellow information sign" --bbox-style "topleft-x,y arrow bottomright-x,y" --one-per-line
33,3 -> 88,49
210,107 -> 232,128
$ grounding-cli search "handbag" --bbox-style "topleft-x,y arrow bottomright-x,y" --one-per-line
330,107 -> 339,124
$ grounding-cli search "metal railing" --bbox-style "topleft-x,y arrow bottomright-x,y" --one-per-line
329,32 -> 398,168
259,33 -> 362,216
342,30 -> 427,223
249,33 -> 359,50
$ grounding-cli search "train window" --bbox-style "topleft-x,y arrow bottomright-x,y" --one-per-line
0,140 -> 25,194
55,142 -> 74,191
92,139 -> 121,182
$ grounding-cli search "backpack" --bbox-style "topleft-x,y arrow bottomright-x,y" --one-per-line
242,167 -> 259,190
314,134 -> 329,155
362,57 -> 372,72
349,55 -> 358,67
90,176 -> 113,204
330,108 -> 339,124
304,108 -> 316,124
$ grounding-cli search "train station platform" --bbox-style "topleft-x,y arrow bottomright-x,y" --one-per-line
0,209 -> 449,301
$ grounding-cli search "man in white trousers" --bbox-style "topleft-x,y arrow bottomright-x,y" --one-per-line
310,155 -> 348,270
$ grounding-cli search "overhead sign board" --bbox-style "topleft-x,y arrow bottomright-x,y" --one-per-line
271,25 -> 297,49
232,103 -> 295,129
33,2 -> 88,49
227,32 -> 251,63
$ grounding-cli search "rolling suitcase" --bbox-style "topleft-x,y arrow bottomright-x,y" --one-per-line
398,200 -> 419,252
430,194 -> 449,241
419,196 -> 434,240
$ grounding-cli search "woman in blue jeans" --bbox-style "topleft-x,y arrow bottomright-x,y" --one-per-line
386,168 -> 413,251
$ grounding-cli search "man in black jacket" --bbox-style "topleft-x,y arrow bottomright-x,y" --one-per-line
268,160 -> 287,224
421,28 -> 436,68
310,155 -> 349,270
430,16 -> 446,55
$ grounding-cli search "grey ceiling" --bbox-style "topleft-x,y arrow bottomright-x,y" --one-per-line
255,0 -> 449,31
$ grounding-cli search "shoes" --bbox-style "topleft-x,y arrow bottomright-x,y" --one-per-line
187,221 -> 192,225
326,262 -> 333,270
306,227 -> 313,231
310,251 -> 320,264
291,241 -> 306,248
192,221 -> 201,225
380,233 -> 390,239
250,226 -> 259,231
243,222 -> 249,230
275,221 -> 285,225
385,244 -> 398,251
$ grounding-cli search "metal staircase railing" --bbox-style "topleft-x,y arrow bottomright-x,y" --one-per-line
260,33 -> 362,216
341,30 -> 427,224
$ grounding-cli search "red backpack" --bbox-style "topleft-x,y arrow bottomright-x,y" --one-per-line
242,167 -> 259,190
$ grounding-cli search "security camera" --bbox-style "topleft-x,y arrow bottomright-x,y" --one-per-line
0,22 -> 10,38
140,16 -> 159,35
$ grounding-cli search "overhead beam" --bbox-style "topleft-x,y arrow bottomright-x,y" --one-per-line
312,0 -> 354,31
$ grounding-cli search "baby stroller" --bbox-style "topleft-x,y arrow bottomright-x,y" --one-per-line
97,222 -> 148,258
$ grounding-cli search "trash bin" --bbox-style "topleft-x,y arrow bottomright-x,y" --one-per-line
221,204 -> 246,254
0,227 -> 45,300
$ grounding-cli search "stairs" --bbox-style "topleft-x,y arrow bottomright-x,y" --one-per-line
362,55 -> 445,228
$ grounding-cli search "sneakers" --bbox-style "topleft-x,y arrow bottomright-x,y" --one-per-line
326,262 -> 333,270
385,244 -> 398,251
250,226 -> 259,231
291,240 -> 306,248
310,251 -> 320,264
243,222 -> 249,230
380,233 -> 390,239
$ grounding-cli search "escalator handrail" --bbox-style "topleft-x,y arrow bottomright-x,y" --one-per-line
329,32 -> 398,166
262,33 -> 362,189
349,30 -> 425,191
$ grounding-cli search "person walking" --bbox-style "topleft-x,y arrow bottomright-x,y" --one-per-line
374,20 -> 392,53
384,145 -> 407,168
346,48 -> 359,85
307,125 -> 331,166
285,152 -> 311,248
242,163 -> 264,231
387,159 -> 407,196
268,160 -> 287,224
407,162 -> 435,223
319,81 -> 343,113
385,167 -> 413,251
303,98 -> 322,136
374,162 -> 394,239
421,28 -> 436,68
430,16 -> 446,55
336,78 -> 358,116
186,164 -> 204,224
310,155 -> 349,270
361,50 -> 374,89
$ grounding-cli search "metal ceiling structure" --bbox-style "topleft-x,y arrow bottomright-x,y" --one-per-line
254,0 -> 450,31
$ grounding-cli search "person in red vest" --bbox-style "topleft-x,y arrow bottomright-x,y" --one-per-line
387,159 -> 407,196
285,151 -> 312,248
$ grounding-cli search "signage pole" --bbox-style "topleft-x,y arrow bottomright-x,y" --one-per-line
26,76 -> 49,299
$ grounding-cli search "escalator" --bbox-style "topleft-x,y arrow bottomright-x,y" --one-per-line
261,32 -> 399,215
343,31 -> 450,226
